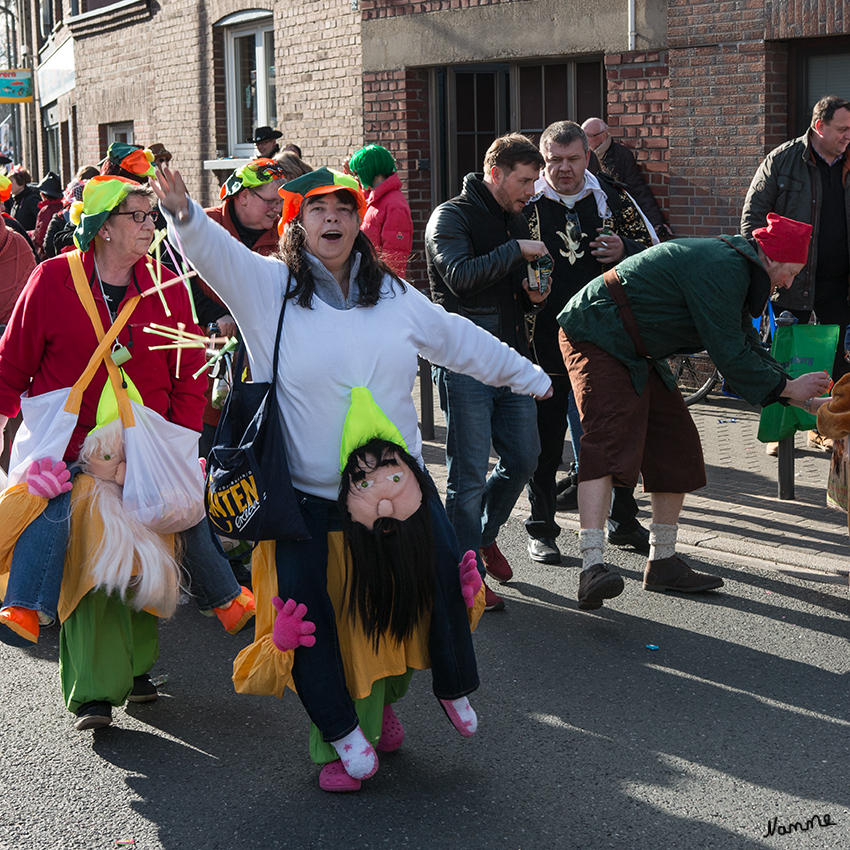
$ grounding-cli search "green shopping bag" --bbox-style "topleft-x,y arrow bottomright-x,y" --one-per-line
757,323 -> 839,443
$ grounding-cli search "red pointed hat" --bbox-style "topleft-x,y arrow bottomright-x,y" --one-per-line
752,213 -> 812,264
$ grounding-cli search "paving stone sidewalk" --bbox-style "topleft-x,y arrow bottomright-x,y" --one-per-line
414,373 -> 849,576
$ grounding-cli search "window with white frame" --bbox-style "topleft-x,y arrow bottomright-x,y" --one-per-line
220,11 -> 276,158
106,122 -> 134,146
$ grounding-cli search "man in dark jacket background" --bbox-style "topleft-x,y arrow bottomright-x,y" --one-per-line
7,169 -> 41,232
425,133 -> 550,611
741,95 -> 850,384
582,117 -> 671,240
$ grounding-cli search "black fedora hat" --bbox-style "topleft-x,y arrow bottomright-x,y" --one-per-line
252,126 -> 283,144
35,171 -> 63,198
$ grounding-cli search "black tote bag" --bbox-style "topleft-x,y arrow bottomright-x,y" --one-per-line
205,281 -> 309,542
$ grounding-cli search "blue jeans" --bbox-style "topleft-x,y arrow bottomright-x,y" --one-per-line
433,366 -> 541,576
275,485 -> 479,743
2,476 -> 240,620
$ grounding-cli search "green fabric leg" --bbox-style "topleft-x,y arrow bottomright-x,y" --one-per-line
59,590 -> 159,714
309,669 -> 415,765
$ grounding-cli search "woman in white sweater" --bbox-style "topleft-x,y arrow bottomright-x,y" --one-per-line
152,166 -> 552,791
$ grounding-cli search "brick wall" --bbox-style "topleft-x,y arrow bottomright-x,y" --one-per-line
25,0 -> 364,206
666,0 -> 785,236
363,68 -> 431,289
605,50 -> 670,223
276,0 -> 364,173
765,0 -> 846,39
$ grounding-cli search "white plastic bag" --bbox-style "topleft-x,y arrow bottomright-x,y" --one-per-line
121,400 -> 205,535
7,387 -> 77,487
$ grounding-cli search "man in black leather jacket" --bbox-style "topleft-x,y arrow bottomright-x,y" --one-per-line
425,133 -> 549,610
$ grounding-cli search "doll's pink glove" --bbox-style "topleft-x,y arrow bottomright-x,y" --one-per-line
271,597 -> 317,652
459,550 -> 482,608
26,458 -> 73,499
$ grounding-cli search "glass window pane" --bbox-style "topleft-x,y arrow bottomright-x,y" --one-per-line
807,55 -> 850,114
519,65 -> 543,131
544,64 -> 569,125
576,61 -> 603,123
476,73 -> 495,131
264,31 -> 277,129
235,33 -> 258,145
456,74 -> 475,133
456,134 -> 476,185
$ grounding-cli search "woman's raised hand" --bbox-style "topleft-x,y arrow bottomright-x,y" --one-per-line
149,164 -> 191,220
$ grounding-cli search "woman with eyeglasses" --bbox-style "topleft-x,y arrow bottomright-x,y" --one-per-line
0,175 -> 253,731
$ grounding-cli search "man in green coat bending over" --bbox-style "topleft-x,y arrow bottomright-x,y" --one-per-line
557,213 -> 832,610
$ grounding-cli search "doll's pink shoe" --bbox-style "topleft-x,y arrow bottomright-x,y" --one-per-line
319,759 -> 362,793
376,704 -> 405,753
439,696 -> 478,738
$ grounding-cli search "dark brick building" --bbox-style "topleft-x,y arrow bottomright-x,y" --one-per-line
12,0 -> 850,286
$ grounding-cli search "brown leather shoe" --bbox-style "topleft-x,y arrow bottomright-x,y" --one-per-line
577,563 -> 624,610
643,555 -> 723,593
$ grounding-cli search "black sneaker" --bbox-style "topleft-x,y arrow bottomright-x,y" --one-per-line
577,563 -> 625,610
74,701 -> 112,731
127,674 -> 159,703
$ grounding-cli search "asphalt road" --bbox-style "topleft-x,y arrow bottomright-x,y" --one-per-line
1,514 -> 848,850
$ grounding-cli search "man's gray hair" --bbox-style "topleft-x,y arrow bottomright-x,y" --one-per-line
540,121 -> 588,154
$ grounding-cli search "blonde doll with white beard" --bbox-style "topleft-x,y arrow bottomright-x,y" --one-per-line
75,419 -> 184,618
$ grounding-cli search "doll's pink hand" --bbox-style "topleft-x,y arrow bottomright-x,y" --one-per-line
26,459 -> 72,499
198,457 -> 207,477
271,596 -> 317,652
459,550 -> 482,608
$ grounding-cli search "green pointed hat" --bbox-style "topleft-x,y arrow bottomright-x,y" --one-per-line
91,370 -> 144,432
339,387 -> 407,473
71,175 -> 140,252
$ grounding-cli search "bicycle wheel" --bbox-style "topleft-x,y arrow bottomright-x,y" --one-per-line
667,352 -> 719,405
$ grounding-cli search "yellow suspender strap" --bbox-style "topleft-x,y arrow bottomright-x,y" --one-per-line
66,249 -> 140,426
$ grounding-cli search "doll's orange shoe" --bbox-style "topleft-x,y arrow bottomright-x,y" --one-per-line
0,606 -> 39,643
214,587 -> 256,634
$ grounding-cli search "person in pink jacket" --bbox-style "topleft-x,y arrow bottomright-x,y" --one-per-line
348,144 -> 413,278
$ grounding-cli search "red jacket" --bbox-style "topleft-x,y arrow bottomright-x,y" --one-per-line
0,249 -> 206,461
31,197 -> 64,258
198,199 -> 280,428
360,172 -> 413,278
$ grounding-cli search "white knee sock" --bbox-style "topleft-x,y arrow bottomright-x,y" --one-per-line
330,726 -> 378,780
649,523 -> 677,561
579,528 -> 605,571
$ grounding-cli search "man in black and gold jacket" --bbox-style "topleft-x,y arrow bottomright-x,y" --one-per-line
523,120 -> 657,566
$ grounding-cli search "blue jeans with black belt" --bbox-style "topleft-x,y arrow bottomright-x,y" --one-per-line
275,484 -> 479,743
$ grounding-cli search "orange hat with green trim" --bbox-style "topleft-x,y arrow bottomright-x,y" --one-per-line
219,157 -> 289,200
277,167 -> 366,235
0,174 -> 10,204
101,143 -> 156,180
